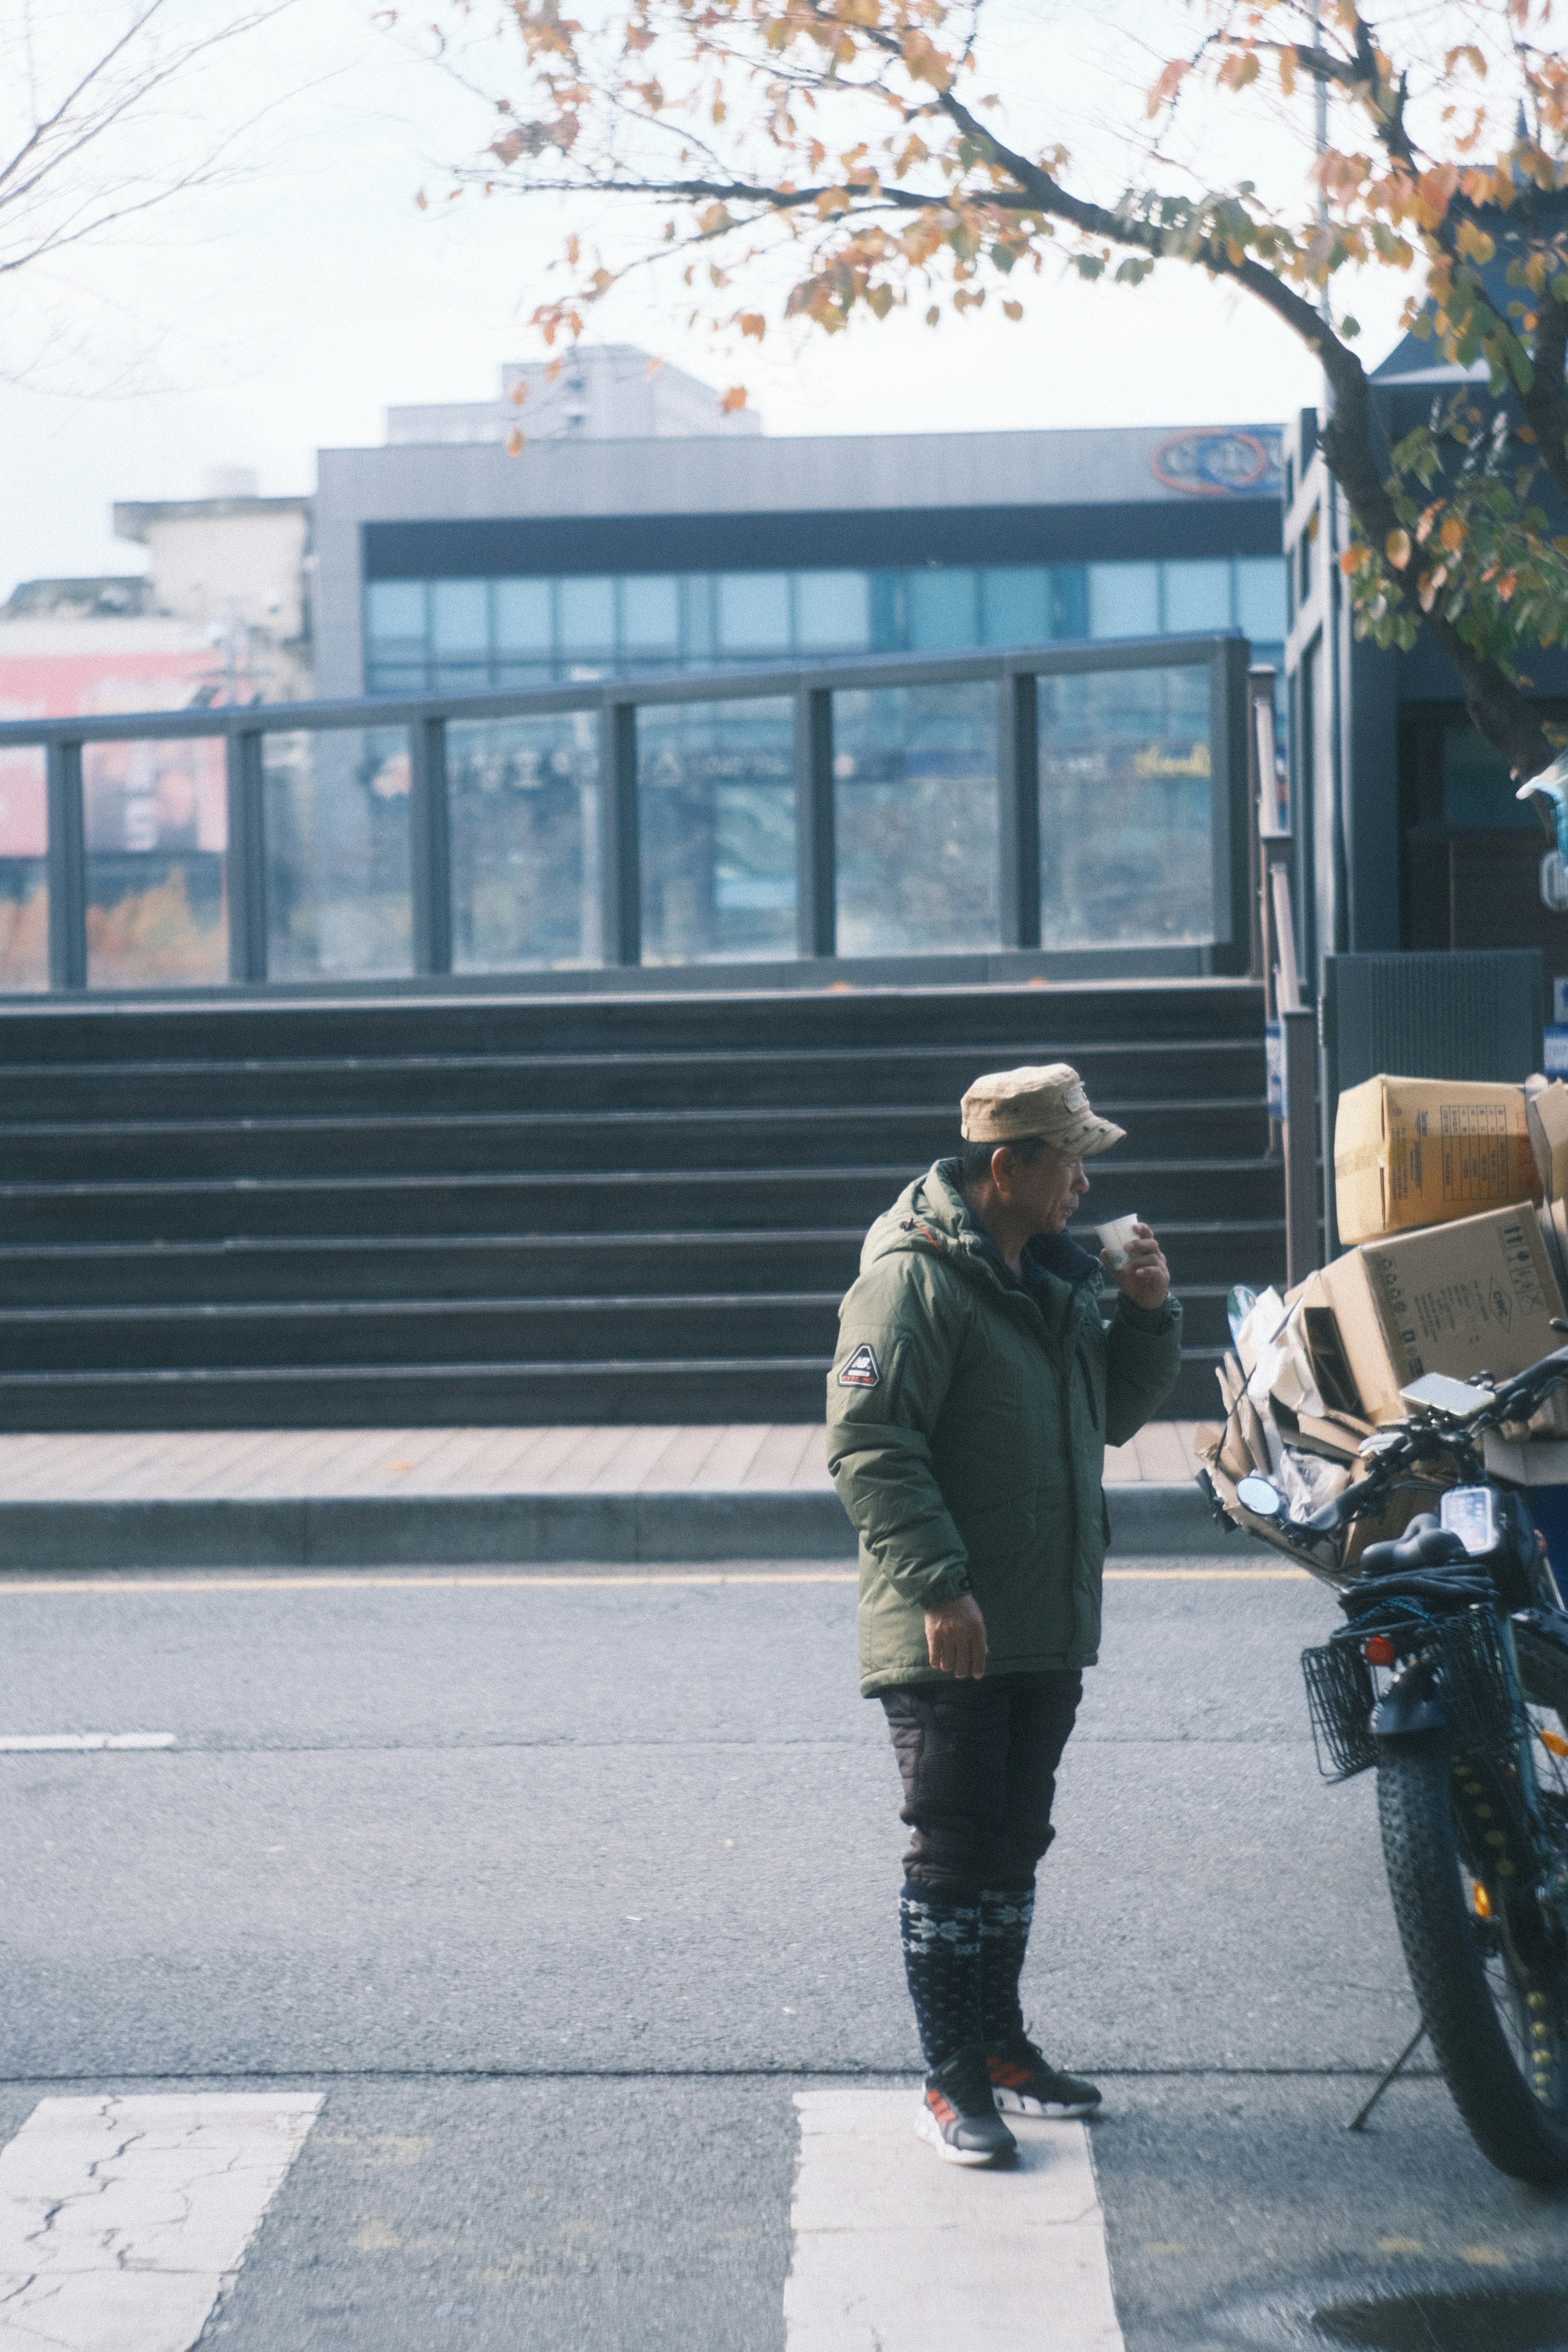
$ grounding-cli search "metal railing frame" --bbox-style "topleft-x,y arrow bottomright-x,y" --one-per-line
0,631 -> 1251,993
1250,659 -> 1320,1286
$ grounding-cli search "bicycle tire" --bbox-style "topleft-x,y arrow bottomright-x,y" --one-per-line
1376,1740 -> 1568,2185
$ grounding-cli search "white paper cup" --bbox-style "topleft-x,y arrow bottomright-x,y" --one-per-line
1095,1214 -> 1141,1269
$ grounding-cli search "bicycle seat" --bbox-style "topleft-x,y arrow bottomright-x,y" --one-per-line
1355,1514 -> 1470,1577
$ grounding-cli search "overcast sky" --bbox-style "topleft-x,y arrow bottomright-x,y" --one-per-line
0,0 -> 1413,601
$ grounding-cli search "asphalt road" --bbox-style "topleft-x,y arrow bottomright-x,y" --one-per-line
3,1560 -> 1566,2349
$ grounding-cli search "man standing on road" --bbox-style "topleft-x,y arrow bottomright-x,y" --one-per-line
827,1063 -> 1183,2167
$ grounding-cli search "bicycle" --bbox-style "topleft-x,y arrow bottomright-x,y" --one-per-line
1198,1341 -> 1568,2185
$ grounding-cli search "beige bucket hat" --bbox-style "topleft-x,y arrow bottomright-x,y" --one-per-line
959,1062 -> 1126,1156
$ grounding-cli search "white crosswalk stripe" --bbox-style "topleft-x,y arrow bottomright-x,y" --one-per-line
0,2093 -> 320,2350
0,1735 -> 176,1753
784,2089 -> 1123,2351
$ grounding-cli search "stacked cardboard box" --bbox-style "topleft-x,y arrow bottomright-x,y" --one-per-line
1197,1072 -> 1568,1568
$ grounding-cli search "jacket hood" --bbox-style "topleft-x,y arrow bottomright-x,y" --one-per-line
860,1159 -> 1102,1293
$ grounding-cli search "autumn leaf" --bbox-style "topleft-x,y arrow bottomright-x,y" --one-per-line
505,427 -> 525,457
1146,58 -> 1188,117
1386,528 -> 1412,569
738,311 -> 766,340
719,385 -> 748,411
1002,298 -> 1023,320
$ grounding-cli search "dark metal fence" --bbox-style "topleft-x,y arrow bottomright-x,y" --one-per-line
0,633 -> 1250,993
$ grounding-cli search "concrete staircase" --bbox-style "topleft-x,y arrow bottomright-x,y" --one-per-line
0,982 -> 1281,1428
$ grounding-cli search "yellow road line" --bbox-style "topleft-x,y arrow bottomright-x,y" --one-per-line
0,1565 -> 1307,1594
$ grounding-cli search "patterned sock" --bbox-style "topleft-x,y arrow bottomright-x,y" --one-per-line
978,1884 -> 1036,2044
898,1882 -> 983,2070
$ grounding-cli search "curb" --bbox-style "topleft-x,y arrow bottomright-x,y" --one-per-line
0,1481 -> 1231,1571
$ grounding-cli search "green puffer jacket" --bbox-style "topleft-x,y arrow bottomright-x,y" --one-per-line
826,1160 -> 1183,1697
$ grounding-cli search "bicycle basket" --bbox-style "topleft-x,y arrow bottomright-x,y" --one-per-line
1432,1608 -> 1518,1759
1301,1637 -> 1377,1782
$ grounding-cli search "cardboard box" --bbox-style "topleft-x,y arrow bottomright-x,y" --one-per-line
1529,1080 -> 1568,1204
1312,1203 -> 1566,1423
1335,1075 -> 1539,1245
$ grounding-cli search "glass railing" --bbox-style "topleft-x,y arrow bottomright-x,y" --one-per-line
0,634 -> 1250,991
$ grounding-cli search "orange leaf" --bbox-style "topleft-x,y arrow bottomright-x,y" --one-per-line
1440,515 -> 1464,552
719,385 -> 748,412
505,428 -> 525,457
1146,58 -> 1188,117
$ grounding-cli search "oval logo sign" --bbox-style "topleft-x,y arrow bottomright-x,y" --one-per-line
1152,427 -> 1282,497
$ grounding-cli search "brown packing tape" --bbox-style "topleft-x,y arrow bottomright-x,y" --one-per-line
1192,1422 -> 1223,1464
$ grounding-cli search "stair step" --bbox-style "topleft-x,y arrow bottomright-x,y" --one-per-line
0,1098 -> 1269,1183
0,979 -> 1268,1066
0,1349 -> 1228,1430
0,1219 -> 1284,1307
0,1038 -> 1265,1120
0,1158 -> 1287,1244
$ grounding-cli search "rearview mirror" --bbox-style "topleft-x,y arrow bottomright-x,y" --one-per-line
1236,1474 -> 1287,1520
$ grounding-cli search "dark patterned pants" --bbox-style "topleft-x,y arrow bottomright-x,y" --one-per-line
880,1669 -> 1083,1900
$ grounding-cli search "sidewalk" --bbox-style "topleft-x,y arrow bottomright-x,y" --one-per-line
0,1423 -> 1214,1570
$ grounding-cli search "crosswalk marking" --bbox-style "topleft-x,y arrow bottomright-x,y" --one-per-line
784,2089 -> 1123,2350
0,2093 -> 320,2350
0,1734 -> 176,1752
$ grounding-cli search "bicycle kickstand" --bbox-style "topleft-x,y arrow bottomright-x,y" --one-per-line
1345,2025 -> 1427,2132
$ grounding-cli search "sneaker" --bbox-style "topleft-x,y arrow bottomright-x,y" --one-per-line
915,2045 -> 1020,2167
987,2032 -> 1102,2118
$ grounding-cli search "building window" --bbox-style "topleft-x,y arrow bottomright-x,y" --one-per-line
558,577 -> 616,654
621,575 -> 681,652
1087,562 -> 1159,638
796,570 -> 871,652
363,552 -> 1283,687
981,568 -> 1052,647
1161,559 -> 1230,634
1235,555 -> 1287,646
908,568 -> 978,649
717,571 -> 791,654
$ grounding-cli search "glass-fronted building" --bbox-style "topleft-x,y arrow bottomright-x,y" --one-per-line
362,555 -> 1284,694
294,403 -> 1290,978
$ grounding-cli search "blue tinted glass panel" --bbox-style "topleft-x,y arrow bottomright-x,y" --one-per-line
82,737 -> 229,987
431,580 -> 489,656
1162,560 -> 1230,633
559,577 -> 616,651
908,569 -> 978,649
796,571 -> 871,652
638,699 -> 795,961
981,568 -> 1051,647
834,684 -> 998,954
448,715 -> 603,969
1038,663 -> 1213,947
621,575 -> 680,651
0,746 -> 47,990
366,581 -> 425,646
263,727 -> 412,979
717,572 -> 791,653
1088,564 -> 1160,638
1053,568 -> 1088,639
494,579 -> 552,655
365,666 -> 427,697
682,575 -> 714,661
1235,556 -> 1288,644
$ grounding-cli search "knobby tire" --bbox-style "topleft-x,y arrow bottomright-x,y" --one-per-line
1376,1740 -> 1568,2186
